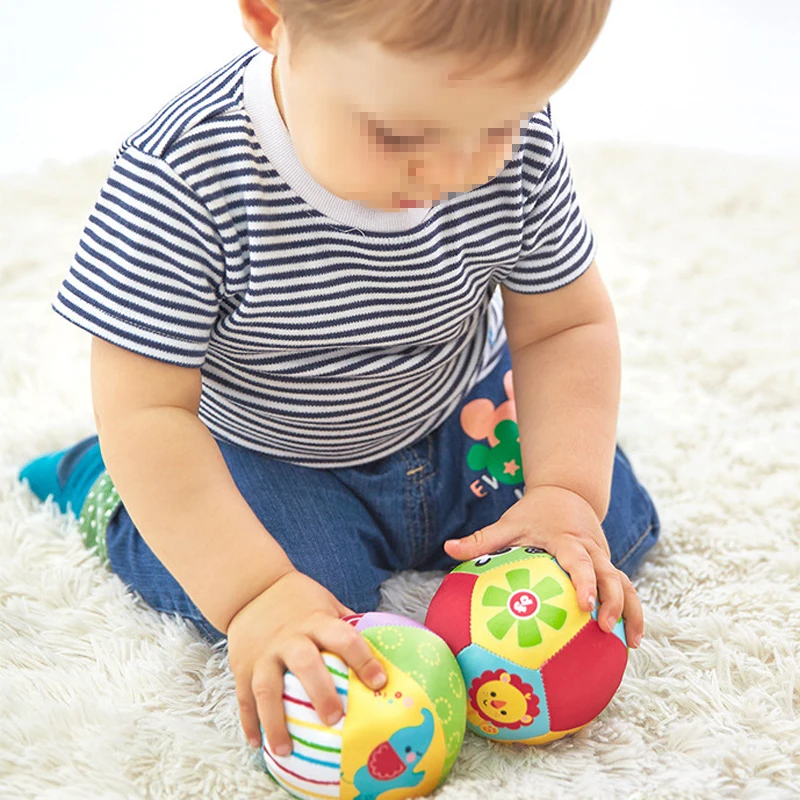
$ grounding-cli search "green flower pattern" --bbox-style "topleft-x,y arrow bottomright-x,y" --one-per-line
482,568 -> 567,647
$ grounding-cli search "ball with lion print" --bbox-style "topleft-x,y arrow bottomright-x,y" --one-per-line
424,546 -> 629,745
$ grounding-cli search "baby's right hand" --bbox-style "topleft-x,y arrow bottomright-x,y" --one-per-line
226,570 -> 388,755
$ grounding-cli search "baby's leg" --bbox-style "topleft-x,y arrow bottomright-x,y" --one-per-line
18,434 -> 105,518
102,436 -> 396,644
18,434 -> 117,560
597,446 -> 661,577
19,433 -> 396,645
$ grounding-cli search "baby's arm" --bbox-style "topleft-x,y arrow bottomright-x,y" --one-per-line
446,262 -> 644,646
90,336 -> 387,751
90,335 -> 295,634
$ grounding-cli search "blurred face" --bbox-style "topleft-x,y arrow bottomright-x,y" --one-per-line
268,28 -> 560,212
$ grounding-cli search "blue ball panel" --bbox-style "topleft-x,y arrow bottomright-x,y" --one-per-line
457,643 -> 551,742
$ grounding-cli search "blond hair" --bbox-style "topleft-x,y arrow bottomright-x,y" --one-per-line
279,0 -> 611,86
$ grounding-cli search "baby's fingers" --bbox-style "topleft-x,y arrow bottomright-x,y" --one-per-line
617,572 -> 644,647
594,561 -> 626,634
314,618 -> 387,693
551,537 -> 598,613
244,659 -> 288,753
283,638 -> 345,730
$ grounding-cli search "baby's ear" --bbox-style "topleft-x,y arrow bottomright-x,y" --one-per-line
460,398 -> 499,441
503,370 -> 515,402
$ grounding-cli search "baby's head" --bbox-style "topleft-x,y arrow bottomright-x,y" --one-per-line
239,0 -> 610,212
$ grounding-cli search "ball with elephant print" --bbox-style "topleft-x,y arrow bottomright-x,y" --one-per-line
260,611 -> 467,799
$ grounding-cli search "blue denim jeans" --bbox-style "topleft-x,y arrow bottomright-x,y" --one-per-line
102,346 -> 660,645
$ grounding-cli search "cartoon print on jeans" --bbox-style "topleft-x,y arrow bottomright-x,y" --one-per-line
461,370 -> 525,490
353,707 -> 434,800
467,669 -> 540,736
460,369 -> 517,447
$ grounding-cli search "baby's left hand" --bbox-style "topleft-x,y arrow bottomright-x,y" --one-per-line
443,485 -> 644,648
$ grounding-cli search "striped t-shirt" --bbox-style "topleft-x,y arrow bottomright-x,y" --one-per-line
53,47 -> 596,468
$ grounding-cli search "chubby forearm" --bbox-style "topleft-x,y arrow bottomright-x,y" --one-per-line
99,407 -> 295,633
509,317 -> 621,521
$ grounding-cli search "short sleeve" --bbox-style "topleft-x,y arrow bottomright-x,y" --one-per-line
51,147 -> 225,368
501,107 -> 596,294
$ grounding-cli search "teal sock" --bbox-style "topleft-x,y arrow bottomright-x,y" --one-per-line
18,435 -> 106,517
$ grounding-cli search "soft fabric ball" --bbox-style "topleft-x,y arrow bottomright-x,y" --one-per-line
425,547 -> 629,745
261,611 -> 467,799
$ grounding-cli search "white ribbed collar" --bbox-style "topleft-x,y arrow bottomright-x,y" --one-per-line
243,48 -> 434,233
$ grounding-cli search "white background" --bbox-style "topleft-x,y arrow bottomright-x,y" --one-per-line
1,0 -> 798,176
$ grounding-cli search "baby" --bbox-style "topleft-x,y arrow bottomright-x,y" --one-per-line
19,0 -> 660,758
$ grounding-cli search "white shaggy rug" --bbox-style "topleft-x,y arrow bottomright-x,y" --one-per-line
1,144 -> 799,799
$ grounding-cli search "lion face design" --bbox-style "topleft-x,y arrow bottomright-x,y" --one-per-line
468,670 -> 540,730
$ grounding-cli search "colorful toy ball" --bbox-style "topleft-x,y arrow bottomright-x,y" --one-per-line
261,611 -> 467,800
424,546 -> 629,746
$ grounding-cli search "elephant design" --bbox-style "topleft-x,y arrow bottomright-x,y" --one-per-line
353,707 -> 435,800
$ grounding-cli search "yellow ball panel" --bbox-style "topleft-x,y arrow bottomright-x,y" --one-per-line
340,645 -> 447,800
470,555 -> 590,669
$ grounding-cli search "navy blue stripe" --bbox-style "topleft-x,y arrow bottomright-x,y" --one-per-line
79,224 -> 221,303
88,203 -> 220,275
133,49 -> 259,154
203,360 -> 465,422
111,156 -> 222,247
68,256 -> 217,332
205,329 -> 472,385
239,218 -> 521,275
208,297 -> 485,342
201,180 -> 522,236
241,251 -> 502,296
52,298 -> 206,364
171,123 -> 257,154
204,348 -> 479,435
506,235 -> 594,291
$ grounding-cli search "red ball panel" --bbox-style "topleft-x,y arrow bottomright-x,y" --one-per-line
540,618 -> 628,731
424,572 -> 478,656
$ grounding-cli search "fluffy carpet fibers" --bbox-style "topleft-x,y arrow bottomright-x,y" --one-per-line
1,144 -> 798,799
